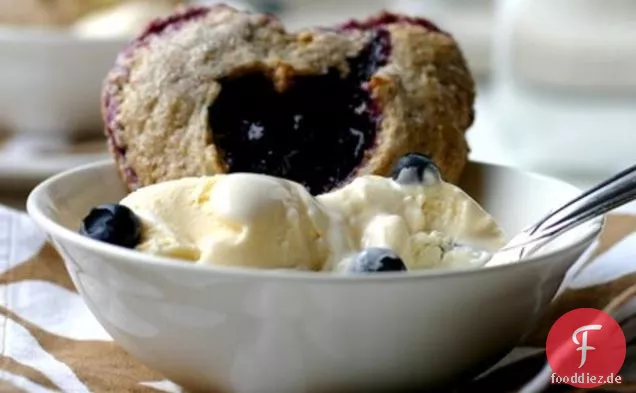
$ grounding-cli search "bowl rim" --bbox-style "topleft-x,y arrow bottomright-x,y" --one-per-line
26,159 -> 605,283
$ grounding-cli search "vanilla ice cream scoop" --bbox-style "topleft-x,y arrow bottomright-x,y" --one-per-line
120,174 -> 353,270
318,174 -> 505,271
86,154 -> 506,273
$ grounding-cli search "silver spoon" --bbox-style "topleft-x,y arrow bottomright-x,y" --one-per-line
483,163 -> 636,266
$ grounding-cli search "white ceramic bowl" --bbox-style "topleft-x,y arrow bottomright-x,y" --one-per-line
26,160 -> 603,393
0,28 -> 127,136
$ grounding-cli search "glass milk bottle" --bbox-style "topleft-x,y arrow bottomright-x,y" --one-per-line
491,0 -> 636,185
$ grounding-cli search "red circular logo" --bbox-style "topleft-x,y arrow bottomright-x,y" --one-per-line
546,308 -> 626,388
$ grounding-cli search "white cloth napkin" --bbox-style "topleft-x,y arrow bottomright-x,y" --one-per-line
0,206 -> 180,392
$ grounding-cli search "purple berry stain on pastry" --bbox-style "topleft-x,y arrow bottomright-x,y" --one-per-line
208,29 -> 391,195
137,6 -> 210,42
339,11 -> 444,34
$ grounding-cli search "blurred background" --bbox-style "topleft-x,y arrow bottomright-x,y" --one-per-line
0,0 -> 635,208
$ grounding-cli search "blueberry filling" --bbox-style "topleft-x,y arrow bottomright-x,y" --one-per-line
208,30 -> 391,195
80,204 -> 142,249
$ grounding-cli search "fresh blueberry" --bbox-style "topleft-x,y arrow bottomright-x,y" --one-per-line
79,204 -> 141,249
347,247 -> 407,273
391,152 -> 441,185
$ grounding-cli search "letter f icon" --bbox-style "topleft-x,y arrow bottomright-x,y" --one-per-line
572,324 -> 603,368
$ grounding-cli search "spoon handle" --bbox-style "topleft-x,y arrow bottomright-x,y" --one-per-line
500,163 -> 636,253
530,163 -> 636,233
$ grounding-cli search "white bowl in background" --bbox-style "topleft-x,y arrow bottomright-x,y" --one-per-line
26,161 -> 602,393
0,28 -> 128,137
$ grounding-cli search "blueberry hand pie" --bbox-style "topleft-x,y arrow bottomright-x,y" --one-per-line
103,4 -> 475,195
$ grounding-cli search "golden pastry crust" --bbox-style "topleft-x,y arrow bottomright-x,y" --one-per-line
103,5 -> 475,192
361,22 -> 474,184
